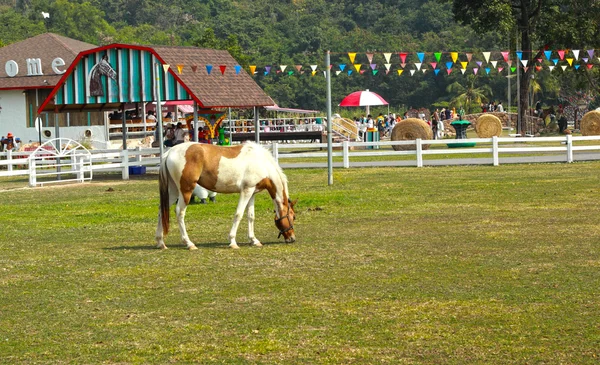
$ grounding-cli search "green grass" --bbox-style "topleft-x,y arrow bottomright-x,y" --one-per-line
1,163 -> 600,364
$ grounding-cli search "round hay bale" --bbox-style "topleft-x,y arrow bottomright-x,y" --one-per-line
580,110 -> 600,136
390,118 -> 432,151
475,114 -> 502,138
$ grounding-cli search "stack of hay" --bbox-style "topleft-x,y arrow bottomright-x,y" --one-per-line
475,114 -> 502,138
390,118 -> 432,151
580,110 -> 600,136
332,117 -> 359,139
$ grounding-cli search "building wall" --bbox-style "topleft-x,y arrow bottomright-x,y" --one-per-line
0,89 -> 27,140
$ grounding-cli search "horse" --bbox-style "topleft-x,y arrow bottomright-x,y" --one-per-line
87,54 -> 117,97
155,142 -> 297,250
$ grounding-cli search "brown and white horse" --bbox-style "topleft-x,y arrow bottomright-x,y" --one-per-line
156,142 -> 296,249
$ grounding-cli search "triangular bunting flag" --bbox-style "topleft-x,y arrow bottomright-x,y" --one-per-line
191,65 -> 198,73
370,63 -> 377,70
536,58 -> 542,64
434,69 -> 440,75
323,71 -> 326,78
219,65 -> 226,75
397,69 -> 404,76
295,65 -> 302,72
206,64 -> 213,74
558,50 -> 565,60
265,66 -> 271,74
415,62 -> 422,70
460,68 -> 466,74
573,50 -> 580,60
348,70 -> 353,76
587,64 -> 593,70
446,68 -> 452,75
410,69 -> 416,76
451,52 -> 458,63
366,53 -> 374,63
507,60 -> 513,67
548,65 -> 555,72
434,52 -> 442,62
491,61 -> 498,68
466,52 -> 473,62
544,50 -> 552,60
430,62 -> 437,69
399,52 -> 408,63
176,64 -> 184,74
446,61 -> 453,69
516,51 -> 523,60
400,63 -> 407,68
476,61 -> 482,67
561,65 -> 567,71
339,64 -> 346,71
485,67 -> 491,74
386,70 -> 390,75
587,49 -> 595,59
501,51 -> 509,62
354,64 -> 361,72
574,64 -> 580,70
535,65 -> 542,72
348,52 -> 356,63
280,65 -> 287,72
421,69 -> 427,74
234,65 -> 241,74
523,67 -> 528,73
520,59 -> 528,67
310,65 -> 317,71
249,65 -> 256,75
582,58 -> 589,63
311,70 -> 317,76
566,58 -> 573,66
510,67 -> 516,73
288,70 -> 294,76
460,61 -> 468,69
372,70 -> 378,75
162,64 -> 170,73
384,63 -> 391,71
417,52 -> 425,62
497,67 -> 504,73
482,51 -> 491,63
383,53 -> 392,63
473,68 -> 479,75
335,70 -> 341,76
552,58 -> 559,65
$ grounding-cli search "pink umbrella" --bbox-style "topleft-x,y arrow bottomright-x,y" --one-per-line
339,89 -> 388,115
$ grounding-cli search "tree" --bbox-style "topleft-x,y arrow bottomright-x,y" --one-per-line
451,0 -> 600,133
446,75 -> 492,114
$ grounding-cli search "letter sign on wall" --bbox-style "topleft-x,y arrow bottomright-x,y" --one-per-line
26,58 -> 44,76
51,58 -> 66,74
5,60 -> 19,77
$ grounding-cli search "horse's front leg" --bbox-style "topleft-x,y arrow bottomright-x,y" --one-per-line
229,188 -> 255,249
246,195 -> 262,247
176,194 -> 197,250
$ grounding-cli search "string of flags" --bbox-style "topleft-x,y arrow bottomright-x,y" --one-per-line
162,49 -> 600,77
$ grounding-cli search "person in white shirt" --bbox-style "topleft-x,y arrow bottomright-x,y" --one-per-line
497,102 -> 505,112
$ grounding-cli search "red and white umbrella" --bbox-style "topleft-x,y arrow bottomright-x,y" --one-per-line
339,89 -> 388,107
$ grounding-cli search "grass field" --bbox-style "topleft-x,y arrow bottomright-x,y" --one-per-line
1,162 -> 600,364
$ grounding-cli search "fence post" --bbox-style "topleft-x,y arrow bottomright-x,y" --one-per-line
343,140 -> 349,168
136,146 -> 143,163
416,139 -> 423,167
492,136 -> 499,166
121,149 -> 130,180
272,142 -> 279,163
28,157 -> 36,187
7,150 -> 12,172
566,134 -> 573,163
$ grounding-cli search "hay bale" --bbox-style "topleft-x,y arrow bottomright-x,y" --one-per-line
475,114 -> 502,138
332,117 -> 359,139
390,118 -> 432,151
580,110 -> 600,136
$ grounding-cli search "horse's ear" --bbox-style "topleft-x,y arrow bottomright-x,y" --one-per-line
291,199 -> 298,207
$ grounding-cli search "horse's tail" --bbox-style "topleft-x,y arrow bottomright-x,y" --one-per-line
159,157 -> 170,235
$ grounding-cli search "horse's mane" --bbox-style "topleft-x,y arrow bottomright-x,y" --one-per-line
245,142 -> 289,196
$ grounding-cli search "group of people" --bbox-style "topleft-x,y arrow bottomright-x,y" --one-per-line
0,132 -> 21,152
355,113 -> 398,140
149,110 -> 188,147
482,101 -> 504,113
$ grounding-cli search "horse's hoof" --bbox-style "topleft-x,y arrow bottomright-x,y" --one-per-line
188,245 -> 198,251
252,241 -> 263,247
157,244 -> 168,250
229,243 -> 240,249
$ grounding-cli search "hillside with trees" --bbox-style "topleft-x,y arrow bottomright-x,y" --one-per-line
1,0 -> 599,119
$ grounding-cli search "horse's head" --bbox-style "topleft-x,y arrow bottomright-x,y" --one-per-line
275,198 -> 297,243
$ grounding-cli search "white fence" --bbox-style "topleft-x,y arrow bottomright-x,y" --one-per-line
1,136 -> 600,184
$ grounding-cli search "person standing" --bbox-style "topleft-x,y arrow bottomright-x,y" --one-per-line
497,102 -> 504,113
173,122 -> 186,145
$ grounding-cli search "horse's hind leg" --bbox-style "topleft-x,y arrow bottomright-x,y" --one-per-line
176,192 -> 198,250
229,188 -> 255,249
246,195 -> 262,247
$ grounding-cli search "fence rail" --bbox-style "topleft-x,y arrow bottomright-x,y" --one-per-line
2,136 -> 600,184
